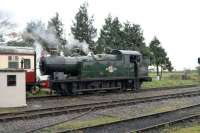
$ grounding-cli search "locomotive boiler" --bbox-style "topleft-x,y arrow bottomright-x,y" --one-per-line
40,50 -> 152,95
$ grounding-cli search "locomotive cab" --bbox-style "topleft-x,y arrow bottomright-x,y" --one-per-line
198,57 -> 200,64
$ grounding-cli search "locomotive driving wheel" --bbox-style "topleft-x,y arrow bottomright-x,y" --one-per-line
31,86 -> 40,94
69,82 -> 77,95
60,83 -> 69,96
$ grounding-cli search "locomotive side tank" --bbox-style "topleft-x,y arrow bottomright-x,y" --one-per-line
40,54 -> 118,77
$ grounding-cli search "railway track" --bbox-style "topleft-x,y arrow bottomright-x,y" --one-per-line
27,84 -> 198,101
136,114 -> 200,132
0,90 -> 200,129
62,103 -> 200,133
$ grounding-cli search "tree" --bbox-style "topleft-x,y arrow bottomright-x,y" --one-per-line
23,20 -> 59,52
97,15 -> 150,56
0,11 -> 16,43
165,57 -> 174,72
22,20 -> 47,47
196,66 -> 200,76
47,12 -> 67,49
149,37 -> 173,79
122,22 -> 150,56
97,15 -> 123,53
0,34 -> 4,42
71,2 -> 97,51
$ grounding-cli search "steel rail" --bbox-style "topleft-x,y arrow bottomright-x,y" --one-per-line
61,103 -> 200,133
135,114 -> 200,132
1,90 -> 200,123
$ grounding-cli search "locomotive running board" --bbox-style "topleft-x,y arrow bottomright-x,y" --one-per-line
75,87 -> 121,92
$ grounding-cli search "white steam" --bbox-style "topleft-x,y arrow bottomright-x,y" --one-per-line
66,34 -> 90,55
23,25 -> 61,78
33,41 -> 42,78
23,26 -> 93,78
23,27 -> 60,50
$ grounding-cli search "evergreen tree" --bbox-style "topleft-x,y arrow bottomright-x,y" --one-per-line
149,37 -> 173,78
71,2 -> 97,51
48,12 -> 67,48
97,15 -> 123,53
97,15 -> 149,56
122,22 -> 149,56
165,57 -> 174,72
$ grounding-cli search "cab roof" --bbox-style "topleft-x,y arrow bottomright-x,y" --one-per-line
111,50 -> 142,55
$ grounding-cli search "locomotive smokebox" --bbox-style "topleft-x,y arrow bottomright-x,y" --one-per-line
40,56 -> 81,76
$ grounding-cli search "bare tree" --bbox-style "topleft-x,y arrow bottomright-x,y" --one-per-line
0,11 -> 16,43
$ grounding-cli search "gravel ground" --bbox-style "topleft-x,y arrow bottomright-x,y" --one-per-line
0,95 -> 200,133
0,113 -> 81,133
0,86 -> 200,114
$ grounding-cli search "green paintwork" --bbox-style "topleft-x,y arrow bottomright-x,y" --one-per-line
41,50 -> 149,80
81,59 -> 135,78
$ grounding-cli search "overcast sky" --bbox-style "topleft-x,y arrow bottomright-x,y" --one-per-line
1,0 -> 200,70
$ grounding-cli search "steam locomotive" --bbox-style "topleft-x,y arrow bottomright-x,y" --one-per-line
40,50 -> 152,95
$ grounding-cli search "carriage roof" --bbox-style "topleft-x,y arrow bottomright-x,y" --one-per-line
0,46 -> 35,55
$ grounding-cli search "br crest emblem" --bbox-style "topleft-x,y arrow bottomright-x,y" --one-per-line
106,65 -> 117,73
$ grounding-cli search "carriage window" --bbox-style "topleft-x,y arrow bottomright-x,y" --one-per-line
8,56 -> 12,61
7,75 -> 16,86
24,59 -> 31,69
8,56 -> 19,69
8,62 -> 19,69
15,56 -> 19,61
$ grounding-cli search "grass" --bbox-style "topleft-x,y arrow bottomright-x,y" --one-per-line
162,123 -> 200,133
0,107 -> 22,114
39,115 -> 120,133
26,88 -> 50,97
142,71 -> 200,89
142,79 -> 198,89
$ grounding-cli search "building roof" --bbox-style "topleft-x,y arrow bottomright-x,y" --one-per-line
111,50 -> 142,55
0,46 -> 35,55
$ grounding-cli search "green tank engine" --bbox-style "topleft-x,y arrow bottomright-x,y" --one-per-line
40,50 -> 152,95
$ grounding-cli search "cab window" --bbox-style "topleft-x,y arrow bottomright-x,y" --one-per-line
130,55 -> 140,63
130,55 -> 136,63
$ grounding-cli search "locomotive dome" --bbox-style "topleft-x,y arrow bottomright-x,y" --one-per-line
0,46 -> 35,55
